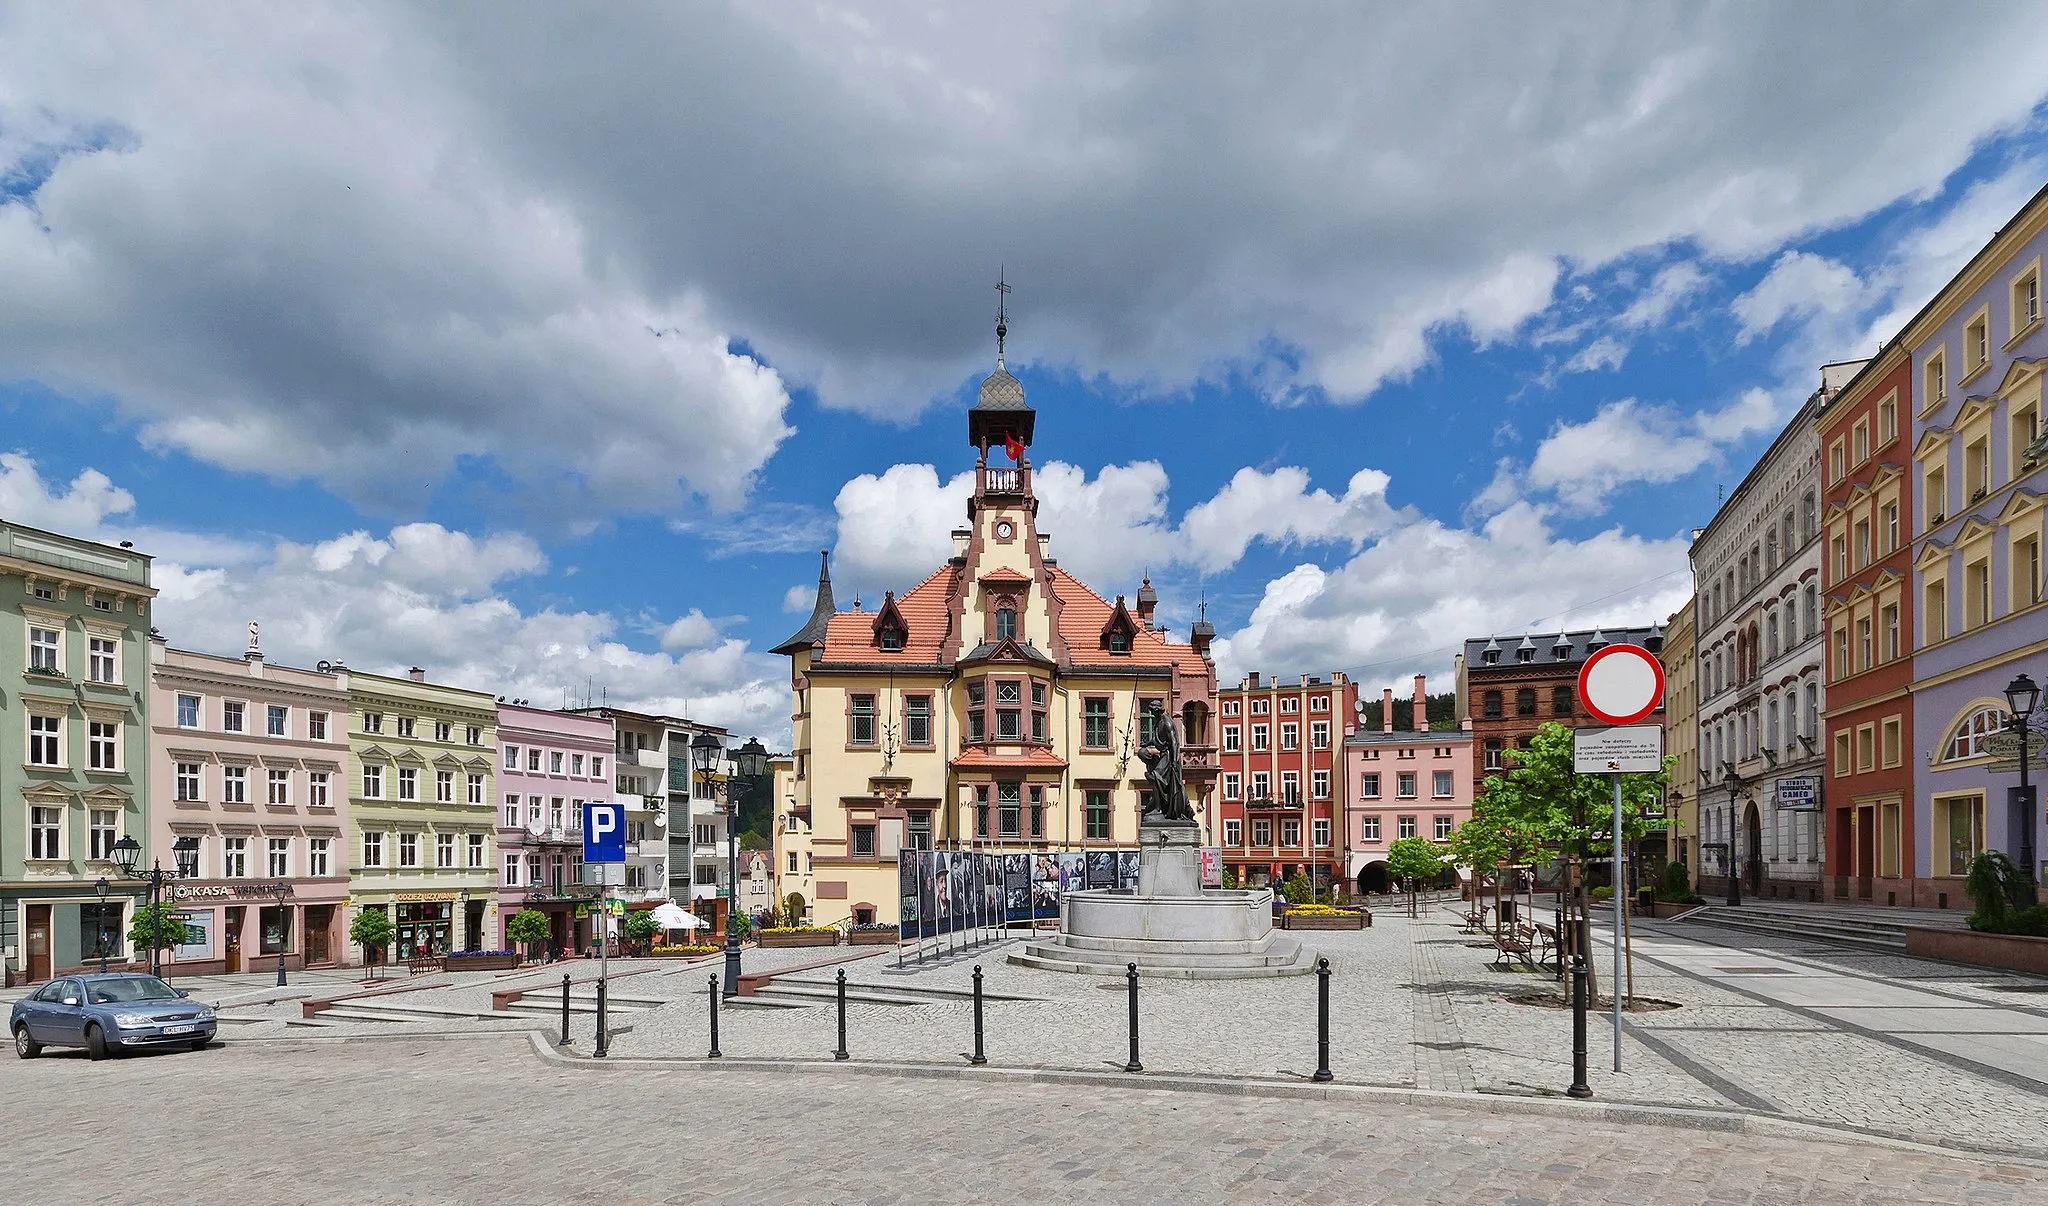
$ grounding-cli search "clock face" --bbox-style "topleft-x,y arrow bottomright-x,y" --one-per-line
994,521 -> 1014,540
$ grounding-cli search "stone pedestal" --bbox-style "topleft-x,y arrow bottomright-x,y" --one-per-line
1137,821 -> 1202,898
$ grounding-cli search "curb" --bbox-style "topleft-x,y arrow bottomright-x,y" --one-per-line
519,1031 -> 2048,1167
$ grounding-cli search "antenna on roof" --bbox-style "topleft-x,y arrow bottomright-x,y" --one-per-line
995,268 -> 1011,370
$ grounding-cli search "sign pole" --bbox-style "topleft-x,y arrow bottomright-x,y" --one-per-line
1612,773 -> 1623,1072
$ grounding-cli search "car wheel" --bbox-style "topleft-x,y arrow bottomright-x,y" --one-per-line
13,1026 -> 40,1059
85,1024 -> 109,1062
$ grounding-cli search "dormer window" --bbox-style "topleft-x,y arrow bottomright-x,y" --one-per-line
1482,650 -> 1499,664
878,629 -> 903,652
994,606 -> 1017,640
1101,594 -> 1139,654
1516,647 -> 1534,662
871,591 -> 909,653
1108,632 -> 1130,653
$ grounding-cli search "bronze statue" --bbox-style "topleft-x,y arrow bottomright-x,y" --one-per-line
1137,701 -> 1195,823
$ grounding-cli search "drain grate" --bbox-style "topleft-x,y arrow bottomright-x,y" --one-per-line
1714,966 -> 1797,975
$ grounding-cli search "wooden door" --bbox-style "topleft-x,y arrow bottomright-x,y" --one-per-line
1855,807 -> 1876,900
224,908 -> 244,973
26,905 -> 52,981
304,905 -> 331,965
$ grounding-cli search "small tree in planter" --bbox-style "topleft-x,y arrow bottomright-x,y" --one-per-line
1221,866 -> 1239,890
349,909 -> 394,976
128,902 -> 190,961
782,892 -> 806,928
624,909 -> 660,955
1387,837 -> 1445,915
507,909 -> 551,962
1281,870 -> 1314,905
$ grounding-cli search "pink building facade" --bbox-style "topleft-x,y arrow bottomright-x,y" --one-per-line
147,632 -> 353,971
1343,676 -> 1473,895
495,705 -> 614,954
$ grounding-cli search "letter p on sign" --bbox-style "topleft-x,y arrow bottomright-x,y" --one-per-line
583,801 -> 626,864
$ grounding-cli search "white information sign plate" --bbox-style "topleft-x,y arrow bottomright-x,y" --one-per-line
1573,725 -> 1664,773
584,861 -> 626,887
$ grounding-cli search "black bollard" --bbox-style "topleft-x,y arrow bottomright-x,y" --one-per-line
708,974 -> 722,1059
558,974 -> 571,1047
970,964 -> 988,1066
1554,904 -> 1567,982
1312,957 -> 1333,1083
1568,954 -> 1592,1099
834,967 -> 850,1061
1123,962 -> 1143,1073
594,977 -> 609,1058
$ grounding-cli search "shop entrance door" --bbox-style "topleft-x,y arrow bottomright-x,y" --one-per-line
26,905 -> 52,981
303,905 -> 333,965
224,908 -> 244,973
1855,806 -> 1876,900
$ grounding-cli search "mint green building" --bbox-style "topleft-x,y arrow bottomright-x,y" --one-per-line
1,520 -> 156,984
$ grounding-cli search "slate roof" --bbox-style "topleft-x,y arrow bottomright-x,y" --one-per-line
1461,625 -> 1663,670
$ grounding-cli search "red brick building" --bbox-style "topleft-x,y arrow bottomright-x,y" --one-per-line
1817,345 -> 1916,904
1456,626 -> 1667,791
1214,671 -> 1357,891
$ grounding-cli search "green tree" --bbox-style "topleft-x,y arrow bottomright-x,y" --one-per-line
1220,867 -> 1239,890
349,908 -> 394,965
507,908 -> 550,957
128,902 -> 190,953
624,909 -> 660,953
1387,836 -> 1445,888
1280,870 -> 1314,904
781,892 -> 806,928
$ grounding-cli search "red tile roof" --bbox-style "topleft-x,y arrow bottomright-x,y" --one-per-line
949,747 -> 1069,771
978,566 -> 1031,584
1046,567 -> 1209,677
820,564 -> 959,663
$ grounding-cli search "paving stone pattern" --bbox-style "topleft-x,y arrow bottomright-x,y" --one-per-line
8,1037 -> 2045,1205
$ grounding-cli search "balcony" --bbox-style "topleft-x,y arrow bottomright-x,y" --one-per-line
1245,794 -> 1304,811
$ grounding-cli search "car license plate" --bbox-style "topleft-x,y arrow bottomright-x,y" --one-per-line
161,1024 -> 196,1035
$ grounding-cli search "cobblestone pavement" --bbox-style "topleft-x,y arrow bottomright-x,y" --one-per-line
8,1037 -> 2044,1205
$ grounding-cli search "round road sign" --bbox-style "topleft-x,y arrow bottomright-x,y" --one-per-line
1577,644 -> 1664,726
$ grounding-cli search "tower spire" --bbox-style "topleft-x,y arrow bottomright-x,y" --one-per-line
995,268 -> 1010,370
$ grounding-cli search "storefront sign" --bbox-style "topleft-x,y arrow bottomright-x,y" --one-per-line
175,910 -> 212,960
1775,776 -> 1821,812
395,891 -> 456,903
171,882 -> 296,900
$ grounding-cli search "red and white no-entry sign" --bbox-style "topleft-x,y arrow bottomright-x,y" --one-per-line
1577,643 -> 1665,726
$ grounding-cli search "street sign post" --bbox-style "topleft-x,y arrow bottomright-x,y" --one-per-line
1573,725 -> 1664,773
1576,643 -> 1665,1076
582,800 -> 627,1058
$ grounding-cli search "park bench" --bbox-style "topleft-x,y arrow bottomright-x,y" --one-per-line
1461,904 -> 1487,932
1491,927 -> 1534,969
406,955 -> 439,976
1532,923 -> 1559,970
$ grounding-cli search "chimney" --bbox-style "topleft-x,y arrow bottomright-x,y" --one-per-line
1191,616 -> 1214,660
408,666 -> 426,683
1412,674 -> 1427,732
951,529 -> 970,560
1248,671 -> 1260,689
1382,688 -> 1395,734
1135,576 -> 1158,625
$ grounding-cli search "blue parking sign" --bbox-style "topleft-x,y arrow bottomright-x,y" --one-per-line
583,801 -> 626,863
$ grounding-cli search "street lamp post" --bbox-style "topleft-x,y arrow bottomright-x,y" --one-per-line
457,888 -> 470,954
274,879 -> 290,987
2005,673 -> 2040,891
94,877 -> 111,974
691,732 -> 739,997
112,835 -> 200,981
1722,766 -> 1743,908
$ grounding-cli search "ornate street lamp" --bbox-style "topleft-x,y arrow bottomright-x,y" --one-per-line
1722,765 -> 1743,908
691,731 -> 738,997
456,888 -> 470,953
274,879 -> 291,987
2006,673 -> 2040,885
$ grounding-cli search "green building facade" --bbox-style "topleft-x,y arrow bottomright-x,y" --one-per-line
1,520 -> 155,984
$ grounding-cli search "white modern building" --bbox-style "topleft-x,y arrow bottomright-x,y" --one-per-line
1692,360 -> 1865,900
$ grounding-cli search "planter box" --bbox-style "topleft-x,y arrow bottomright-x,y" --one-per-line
848,930 -> 897,945
1905,926 -> 2048,975
1647,901 -> 1705,920
759,931 -> 839,948
1282,913 -> 1368,930
442,953 -> 520,971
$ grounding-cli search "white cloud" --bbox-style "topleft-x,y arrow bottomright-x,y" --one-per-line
1563,336 -> 1630,375
659,609 -> 721,651
1214,502 -> 1692,689
5,2 -> 2047,462
0,451 -> 133,531
1618,261 -> 1711,330
1527,399 -> 1713,511
1731,251 -> 1867,344
1177,467 -> 1399,574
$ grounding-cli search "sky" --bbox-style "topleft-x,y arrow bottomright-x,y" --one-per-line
6,2 -> 2048,745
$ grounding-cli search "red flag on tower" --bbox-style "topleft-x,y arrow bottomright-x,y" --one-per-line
1004,432 -> 1025,462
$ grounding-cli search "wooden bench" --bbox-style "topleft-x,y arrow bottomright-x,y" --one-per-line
406,956 -> 439,977
1461,905 -> 1487,932
1532,923 -> 1559,970
1491,927 -> 1533,969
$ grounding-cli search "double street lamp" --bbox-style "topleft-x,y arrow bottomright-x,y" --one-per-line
109,833 -> 199,980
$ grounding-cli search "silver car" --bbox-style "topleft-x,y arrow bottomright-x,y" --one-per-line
12,973 -> 218,1060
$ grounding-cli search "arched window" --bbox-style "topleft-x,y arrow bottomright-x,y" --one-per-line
1515,688 -> 1536,718
1942,705 -> 2008,762
1483,690 -> 1503,719
994,607 -> 1017,640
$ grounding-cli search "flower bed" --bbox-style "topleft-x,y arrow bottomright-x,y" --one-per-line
848,926 -> 896,946
759,927 -> 839,948
1281,905 -> 1368,930
653,944 -> 722,957
443,950 -> 520,971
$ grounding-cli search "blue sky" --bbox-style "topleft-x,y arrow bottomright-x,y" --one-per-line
6,4 -> 2048,740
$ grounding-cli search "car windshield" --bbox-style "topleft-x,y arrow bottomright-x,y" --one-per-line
84,976 -> 180,1004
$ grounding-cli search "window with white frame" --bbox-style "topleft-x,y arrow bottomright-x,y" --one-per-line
88,636 -> 117,684
87,720 -> 118,770
89,809 -> 118,860
394,768 -> 416,801
267,837 -> 291,878
1222,772 -> 1240,800
1311,769 -> 1330,799
503,745 -> 520,770
436,833 -> 455,868
398,832 -> 419,867
1280,819 -> 1301,847
1251,724 -> 1269,751
1397,815 -> 1417,839
1280,770 -> 1300,802
362,711 -> 382,733
1312,818 -> 1331,848
1397,771 -> 1417,798
1250,771 -> 1269,800
223,836 -> 248,878
1434,815 -> 1454,840
571,753 -> 585,776
397,717 -> 415,738
28,713 -> 63,766
177,694 -> 201,728
28,806 -> 61,860
436,770 -> 454,803
504,853 -> 522,885
267,705 -> 288,737
1222,725 -> 1240,752
308,711 -> 328,741
308,772 -> 330,807
1279,722 -> 1298,750
176,762 -> 203,801
1361,815 -> 1380,842
222,701 -> 245,733
28,625 -> 60,673
1433,770 -> 1453,798
1311,721 -> 1329,749
363,765 -> 383,799
591,755 -> 604,779
468,833 -> 485,867
309,837 -> 330,878
222,765 -> 248,804
361,831 -> 384,868
465,774 -> 482,805
1251,819 -> 1272,846
267,768 -> 290,806
550,751 -> 563,774
435,721 -> 451,743
1224,818 -> 1242,845
527,748 -> 542,771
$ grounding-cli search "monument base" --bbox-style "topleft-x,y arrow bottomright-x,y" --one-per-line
1009,822 -> 1318,979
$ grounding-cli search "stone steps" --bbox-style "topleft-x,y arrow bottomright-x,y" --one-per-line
1010,934 -> 1318,979
1673,905 -> 1910,952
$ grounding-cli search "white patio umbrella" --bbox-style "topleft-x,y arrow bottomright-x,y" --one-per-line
652,902 -> 705,931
